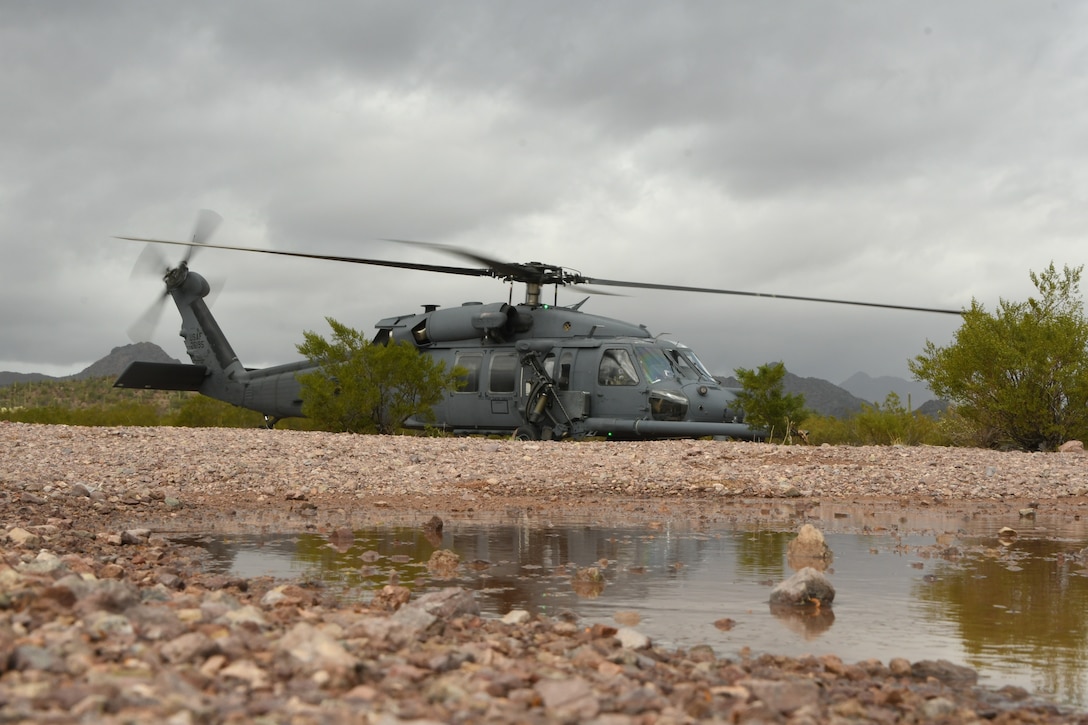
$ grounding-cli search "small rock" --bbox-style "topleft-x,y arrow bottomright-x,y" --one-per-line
278,621 -> 358,672
217,605 -> 268,628
161,632 -> 217,664
7,528 -> 41,548
371,584 -> 412,611
219,659 -> 269,689
769,567 -> 835,607
911,659 -> 979,684
921,696 -> 958,719
12,645 -> 64,673
502,609 -> 531,625
615,627 -> 650,650
1059,440 -> 1084,453
83,611 -> 134,641
534,676 -> 600,720
742,677 -> 820,714
427,549 -> 461,578
787,524 -> 833,570
120,524 -> 150,542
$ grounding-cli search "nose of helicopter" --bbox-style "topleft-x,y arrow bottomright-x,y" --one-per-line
684,383 -> 745,424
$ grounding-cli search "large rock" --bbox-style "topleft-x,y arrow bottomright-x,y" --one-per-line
769,567 -> 835,607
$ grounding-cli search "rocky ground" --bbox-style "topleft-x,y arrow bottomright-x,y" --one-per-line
1,420 -> 1087,723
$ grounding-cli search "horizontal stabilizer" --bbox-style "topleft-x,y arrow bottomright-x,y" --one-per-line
114,361 -> 208,391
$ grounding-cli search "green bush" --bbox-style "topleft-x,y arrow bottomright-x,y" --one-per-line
800,393 -> 949,447
851,392 -> 946,446
911,263 -> 1088,450
297,318 -> 460,434
169,395 -> 267,428
1,402 -> 163,427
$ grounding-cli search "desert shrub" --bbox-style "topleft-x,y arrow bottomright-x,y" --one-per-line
851,393 -> 947,446
800,415 -> 854,445
797,394 -> 950,447
1,402 -> 163,427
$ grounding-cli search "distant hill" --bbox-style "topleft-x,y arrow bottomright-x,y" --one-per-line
838,372 -> 935,408
70,343 -> 180,380
917,398 -> 950,418
0,343 -> 180,387
718,372 -> 868,419
0,371 -> 54,386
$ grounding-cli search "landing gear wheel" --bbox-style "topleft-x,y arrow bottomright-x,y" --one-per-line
513,425 -> 540,441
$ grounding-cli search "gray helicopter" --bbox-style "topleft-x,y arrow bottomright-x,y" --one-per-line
114,210 -> 961,440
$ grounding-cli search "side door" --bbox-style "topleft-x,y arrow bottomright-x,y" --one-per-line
440,351 -> 484,429
442,350 -> 525,431
591,346 -> 650,419
484,350 -> 523,428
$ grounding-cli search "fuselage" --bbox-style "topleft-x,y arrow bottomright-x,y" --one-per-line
117,267 -> 759,439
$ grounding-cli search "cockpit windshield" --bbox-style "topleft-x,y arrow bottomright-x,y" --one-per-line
666,348 -> 715,382
635,344 -> 716,383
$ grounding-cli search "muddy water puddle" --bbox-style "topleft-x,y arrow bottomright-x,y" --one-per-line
171,505 -> 1088,707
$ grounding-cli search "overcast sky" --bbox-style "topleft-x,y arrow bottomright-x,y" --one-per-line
3,2 -> 1085,384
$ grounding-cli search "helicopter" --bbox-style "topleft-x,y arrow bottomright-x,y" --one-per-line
113,210 -> 962,440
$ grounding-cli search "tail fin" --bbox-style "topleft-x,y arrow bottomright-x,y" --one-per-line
170,267 -> 246,380
116,264 -> 305,421
172,266 -> 306,420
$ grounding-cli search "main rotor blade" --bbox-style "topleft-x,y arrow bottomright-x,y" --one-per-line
579,276 -> 963,315
382,238 -> 532,281
114,236 -> 497,279
116,227 -> 962,314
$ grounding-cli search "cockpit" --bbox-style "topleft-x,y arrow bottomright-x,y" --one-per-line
632,343 -> 716,385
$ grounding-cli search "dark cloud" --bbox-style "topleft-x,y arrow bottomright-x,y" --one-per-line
1,2 -> 1083,382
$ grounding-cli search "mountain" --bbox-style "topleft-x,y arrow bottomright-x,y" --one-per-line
838,372 -> 935,408
0,371 -> 54,386
718,372 -> 869,419
70,343 -> 180,380
0,343 -> 180,387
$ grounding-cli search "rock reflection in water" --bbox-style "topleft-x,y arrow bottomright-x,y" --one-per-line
770,601 -> 836,639
571,566 -> 606,598
171,511 -> 1088,708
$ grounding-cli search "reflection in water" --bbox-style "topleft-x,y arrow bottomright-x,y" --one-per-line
172,512 -> 1088,708
769,601 -> 836,639
916,538 -> 1088,705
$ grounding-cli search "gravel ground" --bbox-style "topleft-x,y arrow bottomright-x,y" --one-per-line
2,421 -> 1087,723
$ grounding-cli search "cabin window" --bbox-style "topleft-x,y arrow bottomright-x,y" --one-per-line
636,347 -> 673,384
489,352 -> 518,393
557,351 -> 573,390
454,353 -> 483,392
534,351 -> 574,395
598,349 -> 639,386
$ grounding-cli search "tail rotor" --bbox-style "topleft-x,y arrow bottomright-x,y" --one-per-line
123,209 -> 223,341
